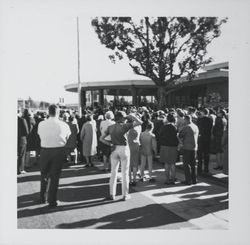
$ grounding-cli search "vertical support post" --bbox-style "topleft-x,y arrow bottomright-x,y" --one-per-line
114,89 -> 119,107
99,89 -> 104,106
91,90 -> 94,107
81,90 -> 86,108
137,89 -> 141,106
77,17 -> 82,117
131,87 -> 137,106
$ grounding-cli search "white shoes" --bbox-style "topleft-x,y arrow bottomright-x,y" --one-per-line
122,195 -> 131,201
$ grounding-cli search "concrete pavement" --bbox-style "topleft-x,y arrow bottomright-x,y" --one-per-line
17,157 -> 228,229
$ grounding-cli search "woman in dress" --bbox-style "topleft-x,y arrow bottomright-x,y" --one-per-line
159,113 -> 179,185
128,113 -> 142,185
80,114 -> 97,167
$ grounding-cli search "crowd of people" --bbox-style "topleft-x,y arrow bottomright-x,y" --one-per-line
17,104 -> 228,207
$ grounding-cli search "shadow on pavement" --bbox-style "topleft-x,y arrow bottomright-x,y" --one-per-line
59,177 -> 110,187
160,194 -> 228,221
18,176 -> 129,217
56,203 -> 188,229
18,176 -> 111,209
17,174 -> 41,183
152,184 -> 228,218
18,198 -> 116,219
17,165 -> 105,183
18,159 -> 228,228
153,183 -> 227,198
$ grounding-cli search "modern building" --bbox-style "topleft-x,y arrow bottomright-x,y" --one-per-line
64,62 -> 228,109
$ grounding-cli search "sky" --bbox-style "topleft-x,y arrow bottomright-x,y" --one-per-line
0,0 -> 244,104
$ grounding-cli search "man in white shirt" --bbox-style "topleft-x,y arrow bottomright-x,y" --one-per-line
37,104 -> 71,208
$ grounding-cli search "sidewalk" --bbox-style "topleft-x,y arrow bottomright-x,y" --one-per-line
17,157 -> 228,229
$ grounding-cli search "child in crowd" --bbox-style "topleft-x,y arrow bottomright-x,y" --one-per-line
139,121 -> 157,182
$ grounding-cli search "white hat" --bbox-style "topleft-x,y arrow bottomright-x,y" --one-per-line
98,115 -> 104,120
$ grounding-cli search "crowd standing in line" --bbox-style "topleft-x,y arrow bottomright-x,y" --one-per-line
17,103 -> 228,207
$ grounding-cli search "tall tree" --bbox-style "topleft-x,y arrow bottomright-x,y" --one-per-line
92,17 -> 227,108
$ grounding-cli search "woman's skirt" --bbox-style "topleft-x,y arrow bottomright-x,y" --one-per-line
160,146 -> 177,164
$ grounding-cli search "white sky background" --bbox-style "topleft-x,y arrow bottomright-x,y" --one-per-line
0,0 -> 234,104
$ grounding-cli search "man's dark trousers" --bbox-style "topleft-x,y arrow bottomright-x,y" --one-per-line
197,137 -> 210,173
18,143 -> 27,173
182,149 -> 197,184
39,147 -> 66,205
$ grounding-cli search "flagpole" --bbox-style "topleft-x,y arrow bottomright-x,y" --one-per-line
77,16 -> 82,117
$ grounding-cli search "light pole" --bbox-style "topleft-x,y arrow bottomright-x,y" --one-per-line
77,16 -> 82,117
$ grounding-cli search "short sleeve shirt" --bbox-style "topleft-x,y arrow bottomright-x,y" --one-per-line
38,117 -> 71,148
106,122 -> 134,146
100,119 -> 115,141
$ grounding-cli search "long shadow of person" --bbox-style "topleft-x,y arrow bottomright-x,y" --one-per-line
18,177 -> 126,218
56,203 -> 190,229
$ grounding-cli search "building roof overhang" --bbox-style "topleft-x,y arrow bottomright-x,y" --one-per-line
64,64 -> 228,93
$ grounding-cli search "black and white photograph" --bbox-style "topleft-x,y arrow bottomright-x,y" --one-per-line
0,0 -> 250,244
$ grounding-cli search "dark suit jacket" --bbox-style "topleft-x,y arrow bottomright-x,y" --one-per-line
18,117 -> 29,146
197,116 -> 213,141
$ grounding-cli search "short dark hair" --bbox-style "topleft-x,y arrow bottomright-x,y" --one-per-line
188,107 -> 196,113
48,104 -> 58,116
115,111 -> 127,121
209,108 -> 216,115
184,115 -> 192,122
169,108 -> 175,113
177,109 -> 184,118
202,108 -> 209,115
167,113 -> 176,123
23,108 -> 31,117
86,113 -> 93,121
69,115 -> 75,122
219,109 -> 227,118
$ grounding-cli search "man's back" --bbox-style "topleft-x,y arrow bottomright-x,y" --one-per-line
179,123 -> 199,151
38,117 -> 71,148
197,116 -> 213,139
18,117 -> 28,144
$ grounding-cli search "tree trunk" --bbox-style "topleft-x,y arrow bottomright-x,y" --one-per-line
157,86 -> 166,109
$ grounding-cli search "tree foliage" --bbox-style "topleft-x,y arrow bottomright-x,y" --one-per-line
92,17 -> 227,107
